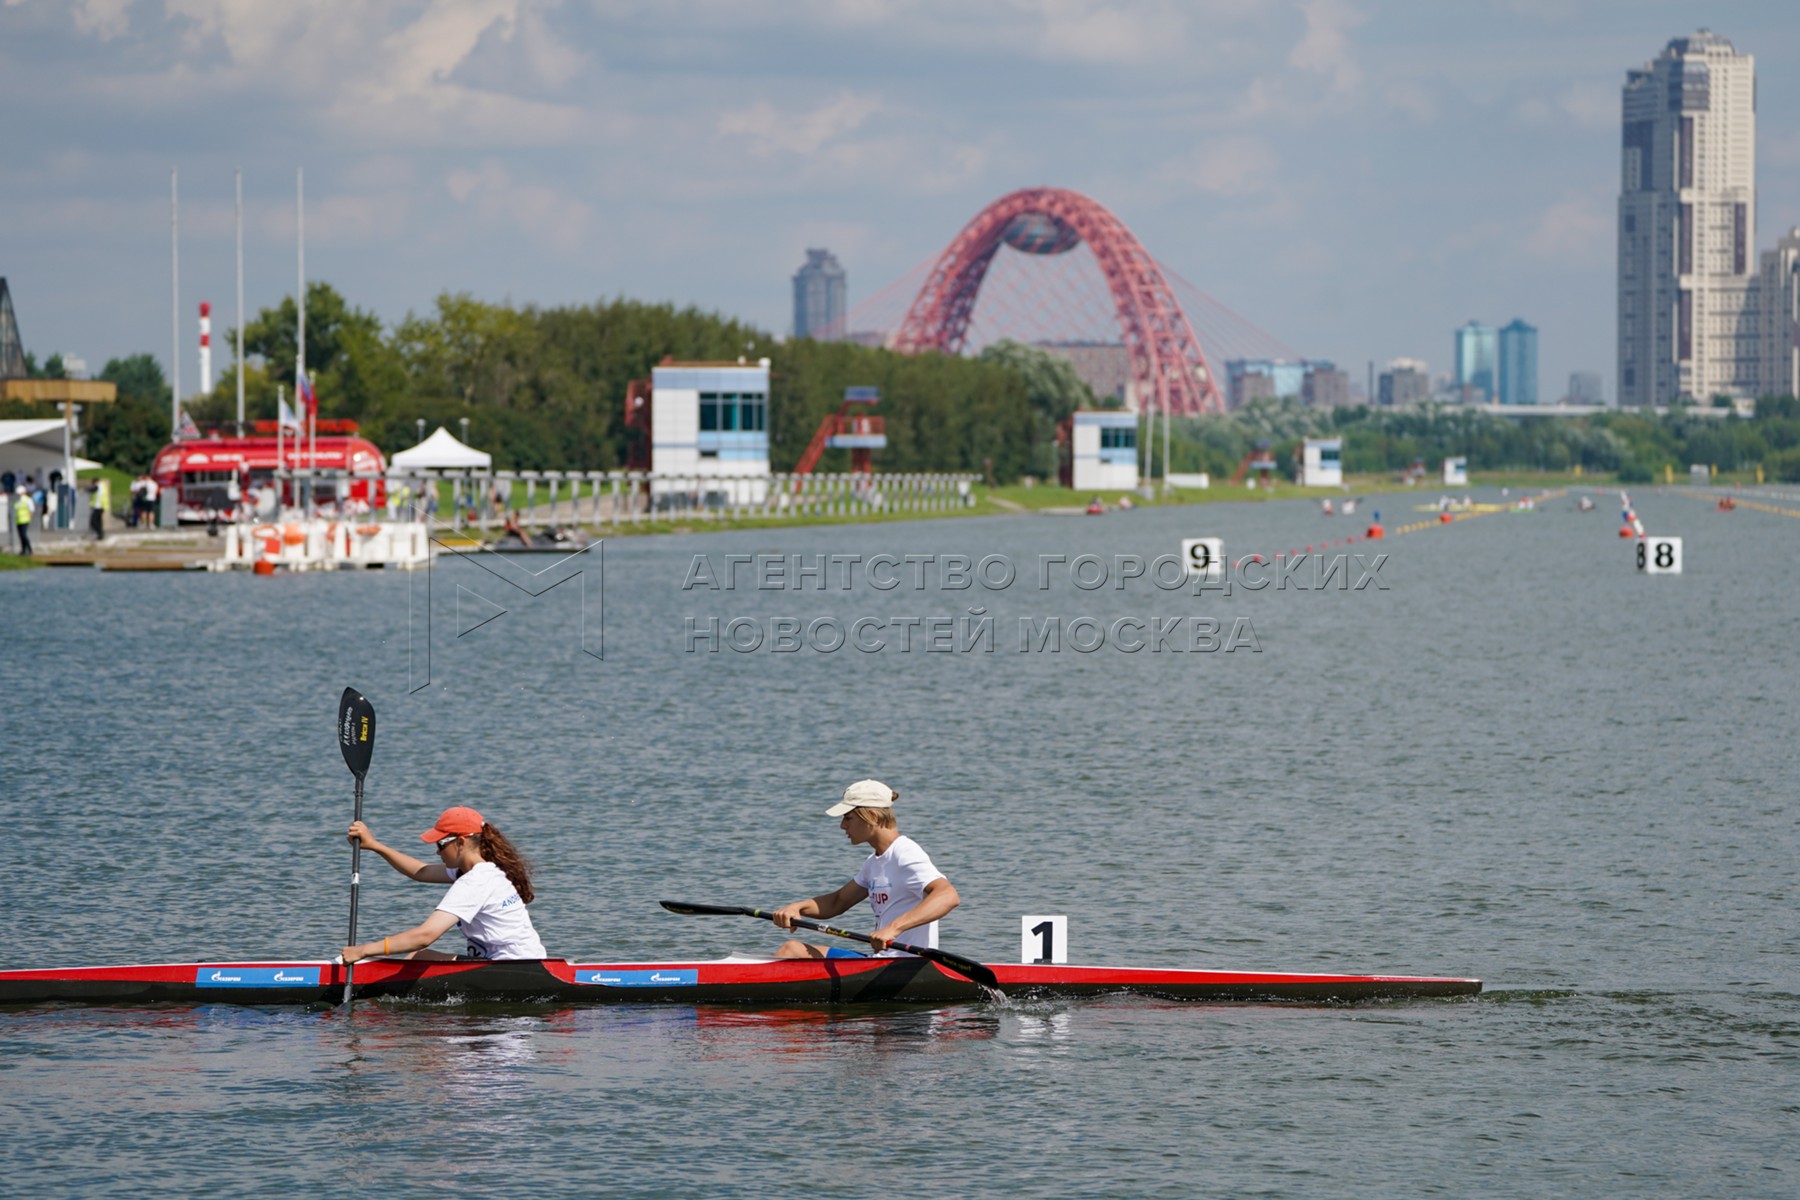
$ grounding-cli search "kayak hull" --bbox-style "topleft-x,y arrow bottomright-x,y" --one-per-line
0,956 -> 1481,1008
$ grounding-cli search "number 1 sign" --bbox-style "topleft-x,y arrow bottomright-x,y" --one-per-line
1021,914 -> 1068,964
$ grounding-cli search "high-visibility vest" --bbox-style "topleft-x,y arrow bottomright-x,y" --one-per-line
14,495 -> 32,524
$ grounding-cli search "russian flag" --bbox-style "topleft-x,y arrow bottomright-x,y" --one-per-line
298,369 -> 316,421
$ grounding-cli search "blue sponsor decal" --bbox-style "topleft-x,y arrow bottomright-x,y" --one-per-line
576,969 -> 698,988
195,966 -> 321,988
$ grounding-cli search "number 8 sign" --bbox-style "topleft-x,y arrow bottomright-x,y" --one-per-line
1181,538 -> 1223,581
1636,536 -> 1682,574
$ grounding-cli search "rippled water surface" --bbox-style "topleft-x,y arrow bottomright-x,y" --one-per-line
3,488 -> 1796,1198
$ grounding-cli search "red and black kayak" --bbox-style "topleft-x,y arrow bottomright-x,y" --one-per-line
0,955 -> 1481,1008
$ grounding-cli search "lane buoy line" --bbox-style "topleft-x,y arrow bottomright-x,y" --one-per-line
1672,490 -> 1800,520
1224,490 -> 1566,568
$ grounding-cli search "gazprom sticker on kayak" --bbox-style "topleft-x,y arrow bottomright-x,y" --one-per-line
577,969 -> 697,988
195,966 -> 320,988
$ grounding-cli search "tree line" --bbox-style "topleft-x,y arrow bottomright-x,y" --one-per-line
5,284 -> 1798,482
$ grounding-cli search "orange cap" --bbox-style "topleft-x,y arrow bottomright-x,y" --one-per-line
421,806 -> 485,842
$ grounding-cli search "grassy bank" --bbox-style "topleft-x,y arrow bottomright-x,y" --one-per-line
0,551 -> 43,570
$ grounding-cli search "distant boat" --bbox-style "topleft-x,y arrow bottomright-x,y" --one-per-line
1577,496 -> 1595,511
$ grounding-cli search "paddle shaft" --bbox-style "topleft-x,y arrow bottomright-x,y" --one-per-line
343,774 -> 365,1006
660,900 -> 999,989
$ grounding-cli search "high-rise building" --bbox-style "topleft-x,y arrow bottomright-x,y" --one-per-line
0,278 -> 25,379
1302,363 -> 1350,408
1497,319 -> 1538,406
1618,31 -> 1757,406
1757,227 -> 1800,398
1454,321 -> 1497,402
792,249 -> 846,340
1378,359 -> 1430,407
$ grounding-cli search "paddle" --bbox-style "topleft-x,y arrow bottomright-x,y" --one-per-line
336,687 -> 376,1007
660,899 -> 1000,989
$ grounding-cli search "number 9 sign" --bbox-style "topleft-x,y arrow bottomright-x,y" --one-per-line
1180,538 -> 1223,581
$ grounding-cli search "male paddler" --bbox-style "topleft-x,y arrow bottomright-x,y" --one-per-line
771,779 -> 961,958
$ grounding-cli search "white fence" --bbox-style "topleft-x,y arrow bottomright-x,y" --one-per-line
370,469 -> 979,528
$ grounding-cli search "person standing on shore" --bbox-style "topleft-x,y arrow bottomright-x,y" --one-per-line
13,486 -> 35,555
340,806 -> 547,963
771,780 -> 961,959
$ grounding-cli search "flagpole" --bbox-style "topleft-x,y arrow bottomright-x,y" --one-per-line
296,166 -> 308,515
171,167 -> 181,433
236,167 -> 245,434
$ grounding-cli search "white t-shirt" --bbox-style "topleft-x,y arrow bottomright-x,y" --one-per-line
437,861 -> 546,959
852,835 -> 947,954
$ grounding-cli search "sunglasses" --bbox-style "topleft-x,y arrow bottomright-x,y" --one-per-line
434,835 -> 462,852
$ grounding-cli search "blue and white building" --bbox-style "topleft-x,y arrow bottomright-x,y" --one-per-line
1455,321 -> 1498,402
1070,410 -> 1138,491
1498,319 -> 1539,406
650,359 -> 771,501
1298,438 -> 1342,487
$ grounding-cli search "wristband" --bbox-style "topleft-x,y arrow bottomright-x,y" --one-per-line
383,937 -> 390,956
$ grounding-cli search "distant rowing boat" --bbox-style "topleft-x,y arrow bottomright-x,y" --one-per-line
0,955 -> 1481,1008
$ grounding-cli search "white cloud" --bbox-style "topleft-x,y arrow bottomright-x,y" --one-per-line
71,0 -> 132,38
1288,0 -> 1365,93
718,91 -> 881,157
445,160 -> 593,252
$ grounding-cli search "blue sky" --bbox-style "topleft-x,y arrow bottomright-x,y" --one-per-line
3,0 -> 1797,404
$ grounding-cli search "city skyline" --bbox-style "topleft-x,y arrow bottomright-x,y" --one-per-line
3,2 -> 1799,406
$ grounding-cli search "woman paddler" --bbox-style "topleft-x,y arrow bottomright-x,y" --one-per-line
341,805 -> 547,963
771,780 -> 961,959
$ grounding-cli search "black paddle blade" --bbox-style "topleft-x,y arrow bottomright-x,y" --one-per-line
661,900 -> 755,917
337,687 -> 376,780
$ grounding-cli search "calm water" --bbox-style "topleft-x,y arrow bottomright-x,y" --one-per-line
2,487 -> 1796,1198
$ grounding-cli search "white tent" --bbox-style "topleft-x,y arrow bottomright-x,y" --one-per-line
389,426 -> 492,471
0,419 -> 101,483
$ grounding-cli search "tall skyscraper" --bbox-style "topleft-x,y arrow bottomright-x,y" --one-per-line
1497,319 -> 1538,406
1618,31 -> 1756,406
792,249 -> 846,340
1454,321 -> 1497,402
1758,227 -> 1800,399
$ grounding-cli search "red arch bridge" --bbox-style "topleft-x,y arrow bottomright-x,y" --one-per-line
886,187 -> 1229,416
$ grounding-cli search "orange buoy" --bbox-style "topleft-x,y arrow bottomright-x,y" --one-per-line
252,558 -> 276,576
1438,511 -> 1453,524
1365,525 -> 1385,539
1618,526 -> 1633,538
282,524 -> 305,546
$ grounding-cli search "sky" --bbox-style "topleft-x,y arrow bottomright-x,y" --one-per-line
3,0 -> 1798,405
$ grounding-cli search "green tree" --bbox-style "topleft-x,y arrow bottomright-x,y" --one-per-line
87,354 -> 172,473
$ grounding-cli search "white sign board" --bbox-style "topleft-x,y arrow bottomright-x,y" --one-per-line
1636,536 -> 1682,575
1180,538 -> 1223,580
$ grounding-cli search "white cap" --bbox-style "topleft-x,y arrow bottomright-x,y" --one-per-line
826,779 -> 895,816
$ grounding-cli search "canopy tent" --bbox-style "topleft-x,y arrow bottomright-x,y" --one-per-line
0,419 -> 102,483
389,426 -> 492,471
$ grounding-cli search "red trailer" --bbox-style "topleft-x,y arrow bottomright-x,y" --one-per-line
151,420 -> 387,523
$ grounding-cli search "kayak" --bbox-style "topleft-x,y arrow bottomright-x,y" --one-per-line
0,955 -> 1481,1008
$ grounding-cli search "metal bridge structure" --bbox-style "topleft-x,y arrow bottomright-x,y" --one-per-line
888,188 -> 1226,416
